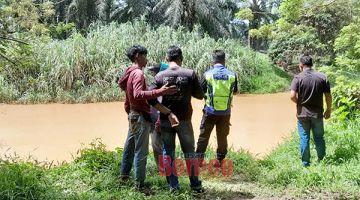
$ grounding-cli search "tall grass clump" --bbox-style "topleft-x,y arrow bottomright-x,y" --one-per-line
258,119 -> 360,198
0,139 -> 196,200
0,20 -> 289,103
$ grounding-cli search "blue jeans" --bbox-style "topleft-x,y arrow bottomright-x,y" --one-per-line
297,117 -> 326,167
120,111 -> 152,186
160,120 -> 202,189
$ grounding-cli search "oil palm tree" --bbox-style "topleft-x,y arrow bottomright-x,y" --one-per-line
109,0 -> 152,23
66,0 -> 98,29
153,0 -> 236,38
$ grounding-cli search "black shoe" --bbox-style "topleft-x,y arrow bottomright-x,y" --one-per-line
119,175 -> 130,184
191,185 -> 205,194
135,185 -> 155,196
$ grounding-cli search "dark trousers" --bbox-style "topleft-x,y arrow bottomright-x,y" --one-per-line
196,112 -> 230,161
161,120 -> 202,189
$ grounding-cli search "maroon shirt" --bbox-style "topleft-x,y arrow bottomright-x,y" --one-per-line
118,66 -> 162,119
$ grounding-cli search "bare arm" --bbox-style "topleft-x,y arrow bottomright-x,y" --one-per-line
290,90 -> 297,103
324,93 -> 332,119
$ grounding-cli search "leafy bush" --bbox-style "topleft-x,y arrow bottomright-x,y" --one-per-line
331,77 -> 360,120
0,160 -> 46,199
74,139 -> 120,172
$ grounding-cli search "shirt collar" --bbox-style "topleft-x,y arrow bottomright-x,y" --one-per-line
214,63 -> 225,68
303,67 -> 312,72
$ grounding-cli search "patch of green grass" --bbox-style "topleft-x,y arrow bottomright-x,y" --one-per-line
257,119 -> 360,198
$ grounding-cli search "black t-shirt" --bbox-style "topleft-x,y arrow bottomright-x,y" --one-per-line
291,68 -> 331,118
148,66 -> 204,121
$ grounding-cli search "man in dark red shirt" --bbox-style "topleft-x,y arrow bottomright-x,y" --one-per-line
290,55 -> 332,167
118,45 -> 178,195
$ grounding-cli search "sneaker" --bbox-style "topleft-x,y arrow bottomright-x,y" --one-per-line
135,185 -> 155,196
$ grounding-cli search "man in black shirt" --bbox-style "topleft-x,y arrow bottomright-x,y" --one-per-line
149,46 -> 204,193
290,55 -> 332,167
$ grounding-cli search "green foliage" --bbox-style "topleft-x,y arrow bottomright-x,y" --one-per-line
235,8 -> 254,21
74,139 -> 119,172
0,20 -> 289,103
319,15 -> 360,121
279,0 -> 303,22
269,0 -> 356,70
331,77 -> 360,121
0,160 -> 47,199
1,119 -> 360,199
0,0 -> 55,73
153,0 -> 235,38
66,0 -> 99,30
235,0 -> 280,50
49,22 -> 76,40
268,24 -> 325,70
334,18 -> 360,73
259,119 -> 360,197
2,0 -> 54,35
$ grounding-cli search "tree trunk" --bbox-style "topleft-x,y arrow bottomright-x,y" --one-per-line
182,0 -> 195,31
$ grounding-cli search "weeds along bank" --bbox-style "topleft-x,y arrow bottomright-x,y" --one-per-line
0,117 -> 359,199
0,21 -> 289,104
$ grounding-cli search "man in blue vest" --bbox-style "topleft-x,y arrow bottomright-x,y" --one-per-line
196,50 -> 238,167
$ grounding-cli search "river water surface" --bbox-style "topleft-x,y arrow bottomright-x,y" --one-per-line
0,93 -> 297,162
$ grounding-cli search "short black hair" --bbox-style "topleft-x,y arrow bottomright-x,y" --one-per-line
167,45 -> 183,62
213,50 -> 225,63
126,45 -> 148,62
300,55 -> 313,67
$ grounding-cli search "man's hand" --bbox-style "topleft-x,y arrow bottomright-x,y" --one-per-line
168,113 -> 179,127
153,103 -> 179,127
159,84 -> 178,95
324,109 -> 331,119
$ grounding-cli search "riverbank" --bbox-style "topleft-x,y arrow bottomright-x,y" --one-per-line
1,119 -> 359,199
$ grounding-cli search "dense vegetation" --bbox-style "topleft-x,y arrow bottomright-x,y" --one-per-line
0,20 -> 289,103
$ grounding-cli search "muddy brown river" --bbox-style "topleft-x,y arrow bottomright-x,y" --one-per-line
0,93 -> 296,162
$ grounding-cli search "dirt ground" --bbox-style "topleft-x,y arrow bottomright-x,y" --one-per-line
0,93 -> 296,162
